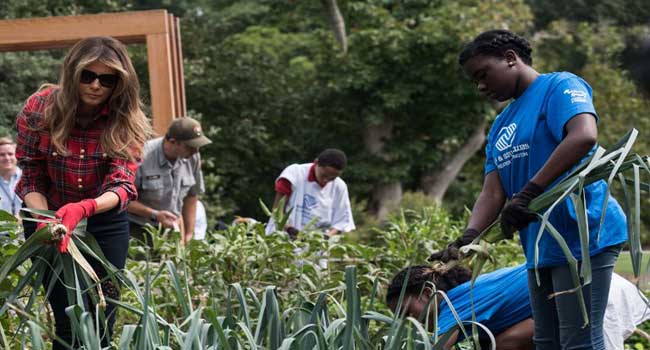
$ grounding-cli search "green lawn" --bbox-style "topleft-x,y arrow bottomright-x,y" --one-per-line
615,250 -> 648,275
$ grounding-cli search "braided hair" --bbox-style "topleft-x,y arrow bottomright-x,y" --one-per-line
385,264 -> 473,304
458,29 -> 533,66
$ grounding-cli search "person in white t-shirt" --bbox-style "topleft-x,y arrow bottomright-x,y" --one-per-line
193,200 -> 207,240
265,149 -> 355,239
603,273 -> 650,350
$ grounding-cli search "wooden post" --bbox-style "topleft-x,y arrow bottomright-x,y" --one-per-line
168,14 -> 182,119
146,31 -> 176,135
174,17 -> 187,117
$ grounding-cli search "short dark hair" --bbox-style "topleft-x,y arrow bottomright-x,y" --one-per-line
316,148 -> 347,170
458,29 -> 533,66
386,265 -> 472,304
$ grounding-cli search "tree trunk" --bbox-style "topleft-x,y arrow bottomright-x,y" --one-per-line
321,0 -> 347,53
421,119 -> 488,202
362,118 -> 403,220
370,182 -> 403,221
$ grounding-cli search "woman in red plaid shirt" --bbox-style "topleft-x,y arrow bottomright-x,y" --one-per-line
15,36 -> 150,349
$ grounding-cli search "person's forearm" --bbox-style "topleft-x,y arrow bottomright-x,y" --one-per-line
94,192 -> 120,214
272,192 -> 291,211
530,114 -> 597,188
127,200 -> 157,219
443,329 -> 460,350
466,172 -> 506,233
466,190 -> 506,232
24,192 -> 49,216
182,195 -> 197,243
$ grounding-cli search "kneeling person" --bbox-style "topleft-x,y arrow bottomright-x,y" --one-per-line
386,264 -> 650,350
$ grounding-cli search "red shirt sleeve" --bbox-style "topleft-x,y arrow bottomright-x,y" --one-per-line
275,177 -> 292,197
101,156 -> 140,211
15,91 -> 51,199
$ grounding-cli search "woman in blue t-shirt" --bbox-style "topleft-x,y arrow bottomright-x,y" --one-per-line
428,30 -> 627,349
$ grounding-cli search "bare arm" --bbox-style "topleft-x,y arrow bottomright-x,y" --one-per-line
494,318 -> 534,350
530,114 -> 597,188
24,192 -> 48,216
271,192 -> 295,231
127,200 -> 158,219
443,329 -> 460,350
127,200 -> 178,228
182,194 -> 198,243
271,192 -> 289,211
94,191 -> 120,213
466,171 -> 507,232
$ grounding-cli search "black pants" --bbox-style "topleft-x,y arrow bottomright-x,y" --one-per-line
24,208 -> 129,349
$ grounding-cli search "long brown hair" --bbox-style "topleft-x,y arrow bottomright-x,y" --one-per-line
41,36 -> 151,160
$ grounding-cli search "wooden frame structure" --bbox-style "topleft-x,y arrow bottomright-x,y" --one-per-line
0,10 -> 186,135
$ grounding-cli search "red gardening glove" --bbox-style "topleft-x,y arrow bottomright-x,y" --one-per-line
54,199 -> 97,253
35,215 -> 55,231
36,220 -> 48,232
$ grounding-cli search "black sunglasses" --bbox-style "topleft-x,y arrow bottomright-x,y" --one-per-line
80,69 -> 119,88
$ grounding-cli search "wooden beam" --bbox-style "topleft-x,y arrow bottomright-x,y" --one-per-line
146,32 -> 175,136
0,10 -> 168,52
168,14 -> 182,118
174,17 -> 187,117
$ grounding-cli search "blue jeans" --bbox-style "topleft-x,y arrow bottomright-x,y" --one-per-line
24,207 -> 129,350
527,244 -> 622,350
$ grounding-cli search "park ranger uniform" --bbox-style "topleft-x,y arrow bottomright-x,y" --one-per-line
128,137 -> 205,228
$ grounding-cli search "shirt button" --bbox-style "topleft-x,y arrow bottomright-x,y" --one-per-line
78,184 -> 83,189
52,152 -> 58,156
77,178 -> 83,183
102,153 -> 108,158
80,149 -> 85,154
80,155 -> 85,159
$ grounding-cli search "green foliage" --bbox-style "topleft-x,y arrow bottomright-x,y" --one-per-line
166,0 -> 538,217
527,0 -> 650,28
3,0 -> 648,225
0,204 -> 527,348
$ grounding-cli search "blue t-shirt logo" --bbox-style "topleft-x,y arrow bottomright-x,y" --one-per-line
563,89 -> 588,103
495,123 -> 517,152
493,123 -> 530,170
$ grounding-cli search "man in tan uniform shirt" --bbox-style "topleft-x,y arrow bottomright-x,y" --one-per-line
128,117 -> 211,244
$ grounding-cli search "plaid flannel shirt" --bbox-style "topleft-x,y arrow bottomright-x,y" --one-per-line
15,88 -> 139,211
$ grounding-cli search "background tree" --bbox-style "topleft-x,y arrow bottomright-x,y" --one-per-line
1,0 -> 648,235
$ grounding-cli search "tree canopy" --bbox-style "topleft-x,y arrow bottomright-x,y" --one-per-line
1,0 -> 648,227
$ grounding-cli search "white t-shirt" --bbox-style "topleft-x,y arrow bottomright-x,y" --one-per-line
603,273 -> 650,350
266,163 -> 355,234
194,200 -> 207,240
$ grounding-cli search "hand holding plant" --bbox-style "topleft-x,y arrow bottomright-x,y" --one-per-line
499,181 -> 544,238
54,199 -> 97,253
428,228 -> 480,262
285,225 -> 299,240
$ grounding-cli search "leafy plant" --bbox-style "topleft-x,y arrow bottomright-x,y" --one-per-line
1,203 -> 517,349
